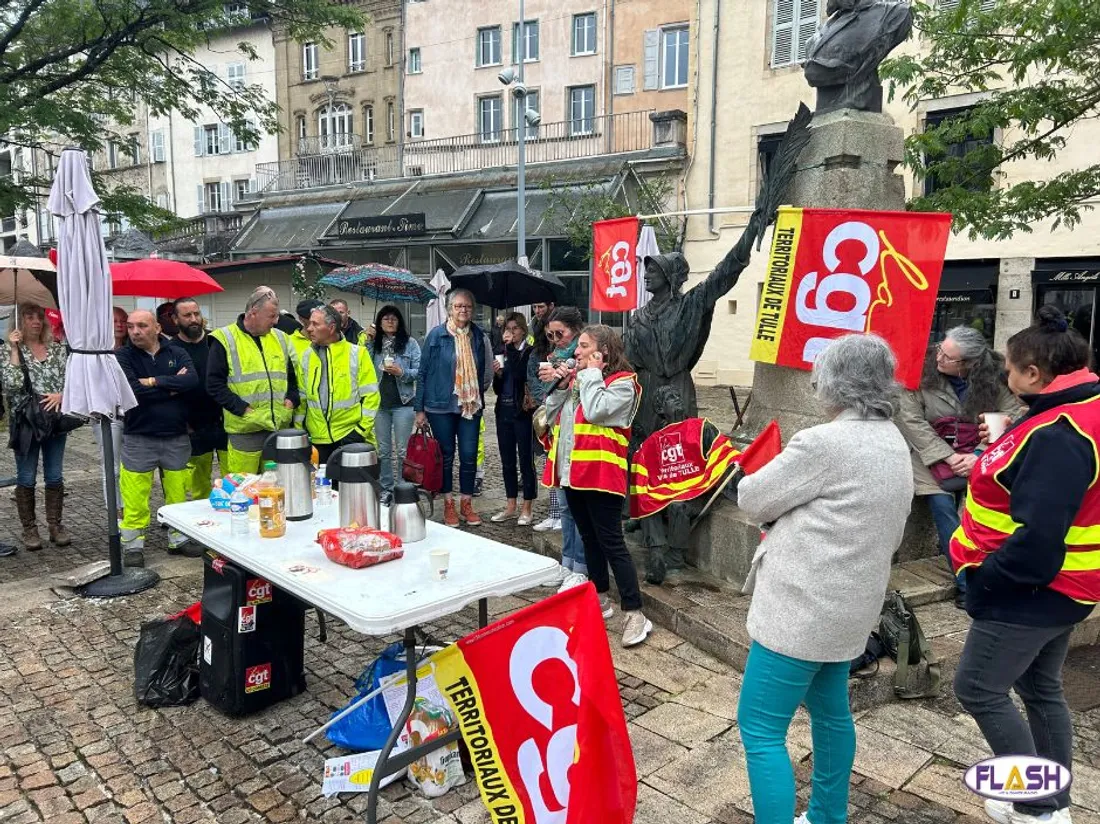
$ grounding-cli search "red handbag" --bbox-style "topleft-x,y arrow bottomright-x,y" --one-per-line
403,424 -> 443,494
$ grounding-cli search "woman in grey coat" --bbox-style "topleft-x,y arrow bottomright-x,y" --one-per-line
735,334 -> 914,824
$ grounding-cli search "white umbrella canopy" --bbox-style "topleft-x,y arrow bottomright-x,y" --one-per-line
635,224 -> 660,313
48,150 -> 137,418
48,148 -> 153,597
426,268 -> 450,333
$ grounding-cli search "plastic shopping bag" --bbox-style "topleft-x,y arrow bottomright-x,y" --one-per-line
133,603 -> 202,708
326,643 -> 408,751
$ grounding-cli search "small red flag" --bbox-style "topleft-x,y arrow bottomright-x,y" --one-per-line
591,217 -> 640,312
739,420 -> 782,475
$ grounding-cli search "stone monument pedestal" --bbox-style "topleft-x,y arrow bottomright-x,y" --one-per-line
688,109 -> 938,589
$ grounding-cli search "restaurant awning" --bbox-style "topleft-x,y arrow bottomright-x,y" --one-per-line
201,254 -> 352,274
232,202 -> 347,254
454,180 -> 617,241
939,259 -> 999,292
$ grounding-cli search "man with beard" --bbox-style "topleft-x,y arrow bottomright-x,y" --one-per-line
330,298 -> 370,346
173,298 -> 227,499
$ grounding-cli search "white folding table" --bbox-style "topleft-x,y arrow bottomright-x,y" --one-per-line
158,499 -> 558,823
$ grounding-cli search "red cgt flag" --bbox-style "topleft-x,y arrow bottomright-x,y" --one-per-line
739,420 -> 782,475
433,584 -> 636,824
591,217 -> 640,312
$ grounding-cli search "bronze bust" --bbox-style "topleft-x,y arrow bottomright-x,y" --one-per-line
804,0 -> 914,115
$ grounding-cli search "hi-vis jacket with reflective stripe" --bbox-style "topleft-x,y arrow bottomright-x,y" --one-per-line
951,386 -> 1100,606
296,339 -> 380,446
542,371 -> 641,497
211,324 -> 293,435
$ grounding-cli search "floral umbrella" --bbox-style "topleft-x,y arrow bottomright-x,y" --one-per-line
320,263 -> 435,305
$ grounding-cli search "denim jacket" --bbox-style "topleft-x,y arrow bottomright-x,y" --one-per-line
415,323 -> 492,413
369,336 -> 421,406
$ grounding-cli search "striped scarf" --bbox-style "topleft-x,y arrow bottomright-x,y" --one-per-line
448,320 -> 482,419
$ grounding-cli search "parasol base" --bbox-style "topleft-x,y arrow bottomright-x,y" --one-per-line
79,568 -> 160,598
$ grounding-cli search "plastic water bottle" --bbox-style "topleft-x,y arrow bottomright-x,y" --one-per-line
230,488 -> 250,538
315,466 -> 332,507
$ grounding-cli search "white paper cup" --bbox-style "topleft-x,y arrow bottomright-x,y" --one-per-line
429,549 -> 450,581
495,354 -> 506,368
383,355 -> 395,368
539,361 -> 552,372
984,413 -> 1009,442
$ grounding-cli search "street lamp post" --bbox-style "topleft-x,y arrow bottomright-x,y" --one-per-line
499,0 -> 541,271
516,0 -> 526,266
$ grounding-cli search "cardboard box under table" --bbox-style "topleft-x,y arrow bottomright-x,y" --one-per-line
158,500 -> 558,823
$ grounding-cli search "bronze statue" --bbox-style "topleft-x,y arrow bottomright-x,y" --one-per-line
624,220 -> 762,444
623,104 -> 812,584
804,0 -> 914,115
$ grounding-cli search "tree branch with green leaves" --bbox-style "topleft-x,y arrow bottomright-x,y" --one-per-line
0,0 -> 365,227
880,0 -> 1100,240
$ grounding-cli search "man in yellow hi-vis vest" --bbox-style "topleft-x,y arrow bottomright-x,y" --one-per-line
296,305 -> 380,463
207,286 -> 300,475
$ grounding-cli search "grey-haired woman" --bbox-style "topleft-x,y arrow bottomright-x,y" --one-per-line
734,334 -> 914,824
896,326 -> 1019,607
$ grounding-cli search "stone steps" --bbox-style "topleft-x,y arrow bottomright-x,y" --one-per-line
531,528 -> 1100,711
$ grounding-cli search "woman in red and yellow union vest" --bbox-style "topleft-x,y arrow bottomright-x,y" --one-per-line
541,324 -> 651,648
951,306 -> 1098,824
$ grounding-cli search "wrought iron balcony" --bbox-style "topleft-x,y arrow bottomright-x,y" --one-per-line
296,134 -> 363,155
257,109 -> 664,194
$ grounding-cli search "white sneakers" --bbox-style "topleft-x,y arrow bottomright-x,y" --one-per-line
558,571 -> 588,593
598,593 -> 615,619
541,565 -> 569,588
533,517 -> 561,532
984,800 -> 1072,824
621,611 -> 652,648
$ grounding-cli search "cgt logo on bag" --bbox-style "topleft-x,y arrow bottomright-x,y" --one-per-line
964,756 -> 1071,803
244,663 -> 271,694
246,578 -> 272,605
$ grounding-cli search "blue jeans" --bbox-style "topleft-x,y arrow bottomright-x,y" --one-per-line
375,405 -> 415,493
427,411 -> 481,496
738,642 -> 856,824
928,492 -> 967,593
15,434 -> 67,488
559,493 -> 587,575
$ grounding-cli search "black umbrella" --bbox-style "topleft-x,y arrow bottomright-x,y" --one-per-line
448,260 -> 564,309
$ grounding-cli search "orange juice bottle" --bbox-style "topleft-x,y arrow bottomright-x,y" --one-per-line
257,461 -> 287,538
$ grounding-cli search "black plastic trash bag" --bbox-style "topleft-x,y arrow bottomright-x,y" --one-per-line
134,605 -> 201,708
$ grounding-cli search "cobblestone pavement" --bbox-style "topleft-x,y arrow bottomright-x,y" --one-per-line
1,400 -> 1099,824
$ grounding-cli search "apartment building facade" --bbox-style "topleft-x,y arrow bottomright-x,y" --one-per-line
272,0 -> 401,182
403,0 -> 692,148
683,0 -> 1100,386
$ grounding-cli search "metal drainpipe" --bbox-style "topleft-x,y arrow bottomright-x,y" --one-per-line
706,0 -> 721,236
606,0 -> 615,156
517,0 -> 526,263
397,0 -> 407,175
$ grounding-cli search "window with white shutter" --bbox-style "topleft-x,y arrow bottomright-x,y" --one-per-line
217,123 -> 232,154
196,184 -> 206,215
642,30 -> 659,90
771,0 -> 819,68
151,130 -> 165,162
227,62 -> 246,89
614,65 -> 635,96
220,181 -> 231,212
194,126 -> 205,157
302,42 -> 319,80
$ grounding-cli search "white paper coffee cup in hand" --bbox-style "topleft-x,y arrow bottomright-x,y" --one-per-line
383,355 -> 395,368
495,354 -> 506,369
429,549 -> 450,581
984,413 -> 1009,442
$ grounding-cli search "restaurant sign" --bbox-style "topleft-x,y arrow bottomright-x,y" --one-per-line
330,213 -> 427,239
1040,270 -> 1100,284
